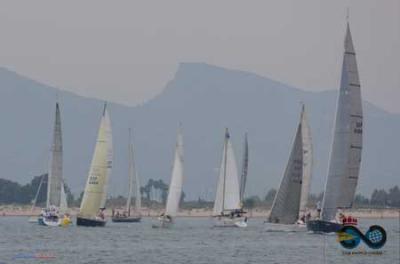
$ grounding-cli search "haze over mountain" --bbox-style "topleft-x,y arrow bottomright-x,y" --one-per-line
0,63 -> 398,200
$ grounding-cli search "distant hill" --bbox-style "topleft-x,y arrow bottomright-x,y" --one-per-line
0,63 -> 399,200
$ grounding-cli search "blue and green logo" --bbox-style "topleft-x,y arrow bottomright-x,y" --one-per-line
337,225 -> 386,250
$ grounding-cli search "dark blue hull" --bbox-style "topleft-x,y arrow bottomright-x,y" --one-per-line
306,220 -> 342,233
76,216 -> 106,227
111,216 -> 141,223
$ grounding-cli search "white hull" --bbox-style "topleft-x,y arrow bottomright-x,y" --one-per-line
264,222 -> 306,232
40,216 -> 62,227
213,216 -> 247,228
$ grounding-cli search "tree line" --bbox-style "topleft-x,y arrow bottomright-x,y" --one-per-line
242,186 -> 400,210
0,175 -> 399,210
0,174 -> 74,206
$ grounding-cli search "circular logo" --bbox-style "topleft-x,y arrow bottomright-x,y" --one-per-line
337,225 -> 387,250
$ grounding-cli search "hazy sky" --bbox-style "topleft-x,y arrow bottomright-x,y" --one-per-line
0,0 -> 399,113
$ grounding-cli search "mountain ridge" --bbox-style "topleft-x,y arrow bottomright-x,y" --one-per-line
0,63 -> 398,200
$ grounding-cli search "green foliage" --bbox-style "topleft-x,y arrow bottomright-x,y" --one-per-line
243,196 -> 261,209
353,193 -> 370,208
181,197 -> 213,209
0,178 -> 23,204
0,174 -> 48,205
142,178 -> 169,204
387,186 -> 400,207
369,186 -> 400,208
0,174 -> 74,206
264,188 -> 276,203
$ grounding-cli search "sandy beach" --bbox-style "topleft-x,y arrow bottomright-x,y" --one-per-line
1,205 -> 398,219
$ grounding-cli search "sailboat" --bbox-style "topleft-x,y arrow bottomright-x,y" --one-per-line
307,22 -> 363,233
265,105 -> 312,232
154,126 -> 184,228
76,104 -> 113,227
112,129 -> 142,223
213,128 -> 247,228
37,102 -> 70,227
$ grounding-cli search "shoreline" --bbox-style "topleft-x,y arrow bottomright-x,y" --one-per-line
1,206 -> 399,219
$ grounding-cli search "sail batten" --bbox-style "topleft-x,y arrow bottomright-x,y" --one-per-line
213,129 -> 241,215
239,134 -> 249,203
165,127 -> 184,217
46,103 -> 63,208
268,120 -> 303,224
79,106 -> 113,218
321,23 -> 363,221
299,105 -> 313,213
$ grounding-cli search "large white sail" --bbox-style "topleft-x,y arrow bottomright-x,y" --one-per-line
299,104 -> 313,212
268,119 -> 303,224
46,102 -> 63,208
213,129 -> 241,215
79,105 -> 113,217
165,127 -> 184,217
321,23 -> 363,221
239,133 -> 249,203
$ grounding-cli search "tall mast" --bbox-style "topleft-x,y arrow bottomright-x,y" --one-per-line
126,128 -> 134,216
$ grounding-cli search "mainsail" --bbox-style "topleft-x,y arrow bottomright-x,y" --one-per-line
165,127 -> 184,217
79,104 -> 113,218
213,128 -> 241,215
299,104 -> 313,213
126,129 -> 141,215
46,103 -> 63,208
268,118 -> 303,224
321,23 -> 363,221
239,133 -> 249,203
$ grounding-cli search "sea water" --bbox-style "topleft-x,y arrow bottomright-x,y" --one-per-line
0,217 -> 398,263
